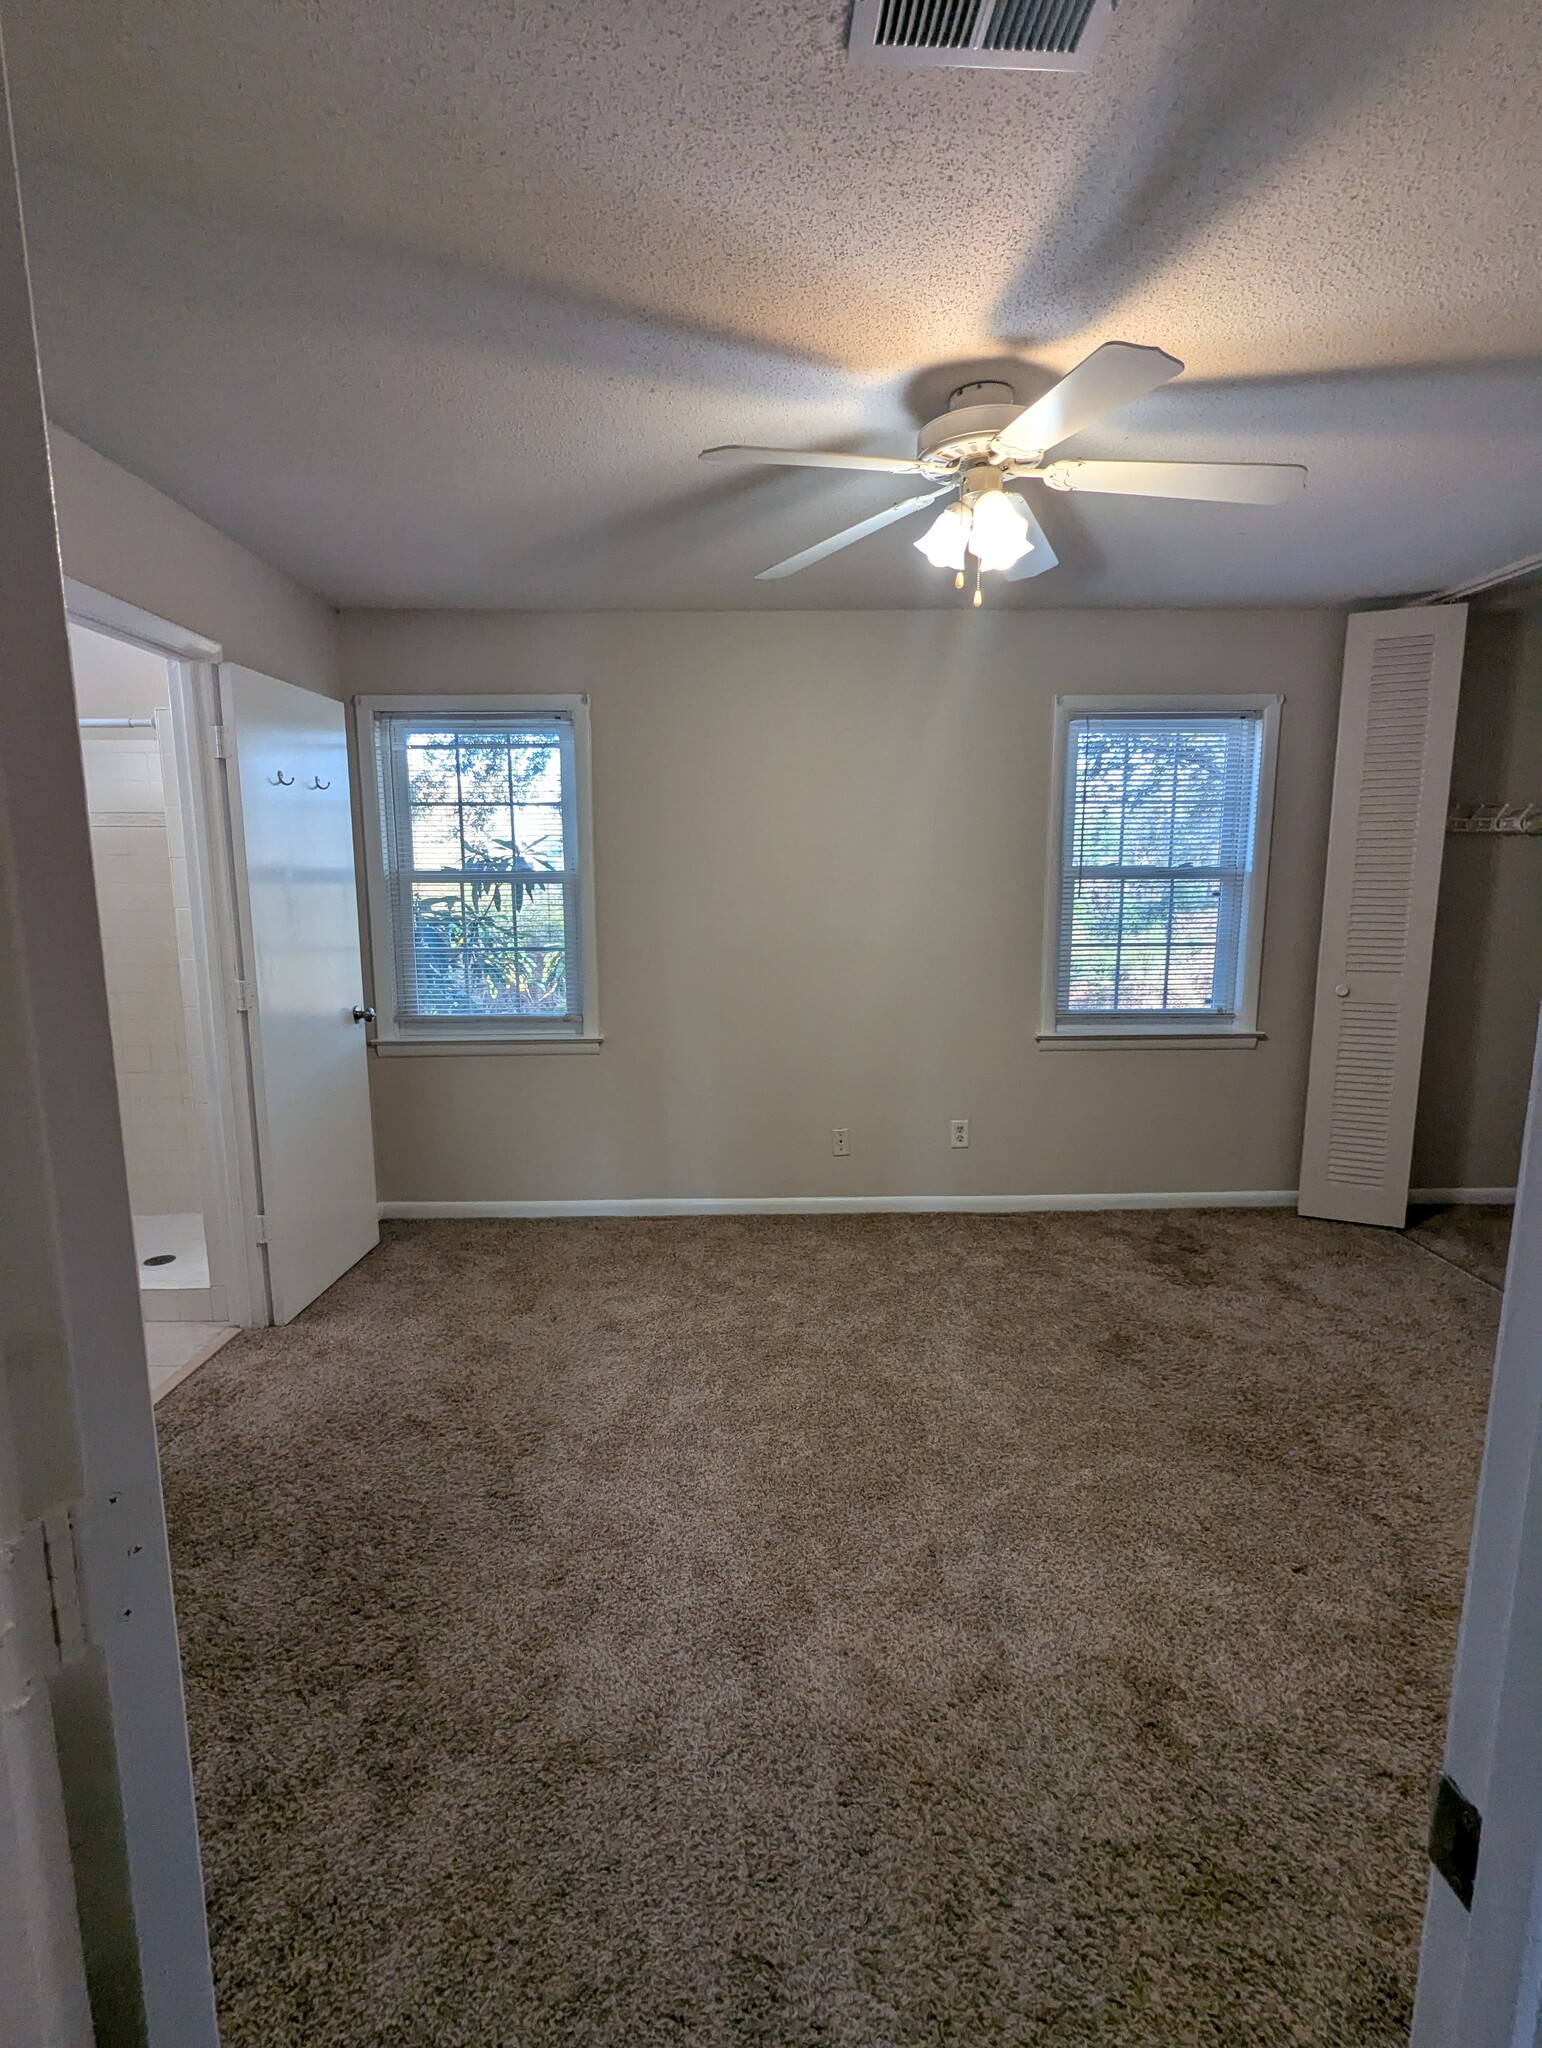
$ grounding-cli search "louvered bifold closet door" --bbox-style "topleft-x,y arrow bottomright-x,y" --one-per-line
1298,605 -> 1468,1226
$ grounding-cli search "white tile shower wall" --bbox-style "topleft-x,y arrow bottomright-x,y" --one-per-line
84,724 -> 205,1216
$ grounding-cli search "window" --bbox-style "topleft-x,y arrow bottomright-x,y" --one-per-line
1042,696 -> 1279,1041
357,696 -> 597,1049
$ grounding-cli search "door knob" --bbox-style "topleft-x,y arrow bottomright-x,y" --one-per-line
352,1006 -> 376,1024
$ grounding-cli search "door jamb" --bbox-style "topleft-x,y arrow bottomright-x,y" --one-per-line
1413,1011 -> 1542,2046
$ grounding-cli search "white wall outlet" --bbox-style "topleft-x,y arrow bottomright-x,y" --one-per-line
950,1118 -> 970,1149
831,1127 -> 851,1157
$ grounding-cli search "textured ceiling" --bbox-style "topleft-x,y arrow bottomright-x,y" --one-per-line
7,0 -> 1542,608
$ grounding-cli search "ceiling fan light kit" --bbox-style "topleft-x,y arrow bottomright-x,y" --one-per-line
918,472 -> 1035,575
700,342 -> 1307,600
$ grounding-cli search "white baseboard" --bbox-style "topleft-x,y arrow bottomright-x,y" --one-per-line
381,1186 -> 1515,1221
381,1186 -> 1515,1222
381,1190 -> 1303,1220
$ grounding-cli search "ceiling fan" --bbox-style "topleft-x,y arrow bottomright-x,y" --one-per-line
701,342 -> 1306,601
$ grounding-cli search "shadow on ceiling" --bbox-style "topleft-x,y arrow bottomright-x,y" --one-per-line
20,159 -> 872,399
987,0 -> 1472,344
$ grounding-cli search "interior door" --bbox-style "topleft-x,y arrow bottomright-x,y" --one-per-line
1411,1015 -> 1542,2047
1298,605 -> 1468,1225
222,665 -> 378,1321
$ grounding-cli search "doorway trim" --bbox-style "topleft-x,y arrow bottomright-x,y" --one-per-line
65,579 -> 268,1326
1412,1011 -> 1542,2045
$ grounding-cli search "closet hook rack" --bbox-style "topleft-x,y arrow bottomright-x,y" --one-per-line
1447,802 -> 1542,837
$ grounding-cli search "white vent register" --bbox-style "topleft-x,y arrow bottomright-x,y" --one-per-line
848,0 -> 1115,70
1298,605 -> 1468,1227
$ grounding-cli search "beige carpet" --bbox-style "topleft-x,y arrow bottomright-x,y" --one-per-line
158,1211 -> 1500,2047
1405,1203 -> 1513,1289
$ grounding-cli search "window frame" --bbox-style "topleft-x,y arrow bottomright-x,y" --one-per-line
355,693 -> 600,1053
1038,693 -> 1281,1047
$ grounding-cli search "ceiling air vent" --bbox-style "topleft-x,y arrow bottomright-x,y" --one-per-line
848,0 -> 1115,71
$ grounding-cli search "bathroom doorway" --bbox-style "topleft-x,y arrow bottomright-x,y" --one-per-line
68,604 -> 264,1395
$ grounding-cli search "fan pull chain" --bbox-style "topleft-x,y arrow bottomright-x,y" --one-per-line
972,560 -> 983,608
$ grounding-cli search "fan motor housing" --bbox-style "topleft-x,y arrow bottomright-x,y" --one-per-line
917,401 -> 1025,468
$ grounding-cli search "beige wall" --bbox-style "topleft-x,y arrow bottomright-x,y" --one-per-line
343,608 -> 1349,1204
48,426 -> 341,697
1414,606 -> 1542,1193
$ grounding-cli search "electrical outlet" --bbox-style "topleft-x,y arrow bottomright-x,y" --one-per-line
831,1127 -> 851,1157
950,1119 -> 970,1149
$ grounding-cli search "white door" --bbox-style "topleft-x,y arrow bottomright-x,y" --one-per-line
1298,605 -> 1468,1226
223,665 -> 379,1321
1411,1014 -> 1542,2048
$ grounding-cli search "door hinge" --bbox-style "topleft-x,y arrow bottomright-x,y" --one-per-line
255,1215 -> 269,1245
1430,1771 -> 1482,1910
211,723 -> 232,760
234,979 -> 255,1012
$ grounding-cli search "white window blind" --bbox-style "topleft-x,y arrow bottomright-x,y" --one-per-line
371,710 -> 586,1037
1052,708 -> 1270,1030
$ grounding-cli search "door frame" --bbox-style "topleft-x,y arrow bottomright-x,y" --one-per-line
64,579 -> 269,1327
1413,1009 -> 1542,2046
0,42 -> 220,2034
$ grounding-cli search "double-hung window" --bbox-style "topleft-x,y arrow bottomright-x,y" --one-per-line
358,695 -> 597,1048
1042,696 -> 1280,1042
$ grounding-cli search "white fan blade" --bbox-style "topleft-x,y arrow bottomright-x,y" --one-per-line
1003,494 -> 1059,580
756,488 -> 951,580
702,444 -> 927,475
992,342 -> 1184,462
1043,459 -> 1306,504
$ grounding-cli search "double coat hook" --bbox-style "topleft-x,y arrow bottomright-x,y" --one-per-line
267,771 -> 332,789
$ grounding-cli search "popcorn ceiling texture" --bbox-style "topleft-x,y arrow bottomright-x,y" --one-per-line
157,1209 -> 1499,2044
7,0 -> 1542,606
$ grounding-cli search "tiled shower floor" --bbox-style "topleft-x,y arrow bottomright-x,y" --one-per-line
133,1210 -> 210,1289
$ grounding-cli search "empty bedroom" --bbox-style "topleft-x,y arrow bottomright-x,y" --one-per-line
2,2 -> 1541,2046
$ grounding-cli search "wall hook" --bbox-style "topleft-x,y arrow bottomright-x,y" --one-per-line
270,770 -> 294,786
309,776 -> 331,791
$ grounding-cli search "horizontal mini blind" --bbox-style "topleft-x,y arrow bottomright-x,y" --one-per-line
373,712 -> 582,1032
1057,713 -> 1264,1021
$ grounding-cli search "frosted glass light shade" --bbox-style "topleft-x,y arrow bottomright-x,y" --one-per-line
915,502 -> 970,570
968,487 -> 1033,572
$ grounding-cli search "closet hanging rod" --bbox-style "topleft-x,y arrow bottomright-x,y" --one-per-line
78,716 -> 156,728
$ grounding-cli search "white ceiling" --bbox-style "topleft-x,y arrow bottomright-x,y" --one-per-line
7,0 -> 1542,609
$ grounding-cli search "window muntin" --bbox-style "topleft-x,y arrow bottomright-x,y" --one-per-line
370,709 -> 588,1038
1053,710 -> 1268,1030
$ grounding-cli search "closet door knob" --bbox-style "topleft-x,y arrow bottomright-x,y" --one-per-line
352,1006 -> 376,1024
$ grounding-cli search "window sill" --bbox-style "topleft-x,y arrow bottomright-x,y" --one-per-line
372,1035 -> 604,1057
1036,1030 -> 1263,1050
